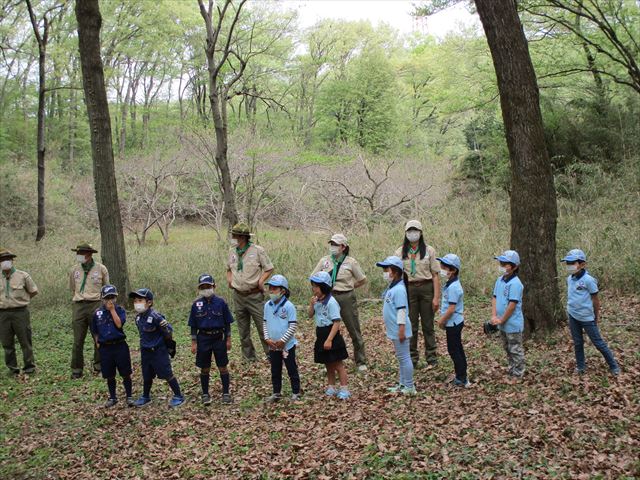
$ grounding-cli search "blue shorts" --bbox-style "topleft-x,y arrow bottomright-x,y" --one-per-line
141,345 -> 173,380
196,333 -> 229,369
99,341 -> 132,379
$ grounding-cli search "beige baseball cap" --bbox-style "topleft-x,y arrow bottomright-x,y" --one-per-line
329,233 -> 348,246
405,220 -> 423,231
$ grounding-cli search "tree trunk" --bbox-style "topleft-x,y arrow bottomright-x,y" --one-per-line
475,0 -> 563,334
75,0 -> 130,298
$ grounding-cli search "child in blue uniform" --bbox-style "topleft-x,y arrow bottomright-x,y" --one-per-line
376,256 -> 415,395
490,250 -> 525,378
188,274 -> 234,405
308,271 -> 350,399
561,249 -> 620,376
436,254 -> 468,387
130,288 -> 185,408
90,285 -> 134,407
263,274 -> 301,403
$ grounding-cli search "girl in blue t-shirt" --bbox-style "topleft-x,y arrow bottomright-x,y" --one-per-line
308,271 -> 350,399
376,256 -> 415,395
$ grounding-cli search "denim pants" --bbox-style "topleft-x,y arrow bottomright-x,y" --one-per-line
392,338 -> 414,388
446,323 -> 467,382
568,315 -> 619,372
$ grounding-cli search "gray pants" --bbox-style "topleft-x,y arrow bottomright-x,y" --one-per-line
408,281 -> 437,364
71,301 -> 101,374
0,308 -> 35,373
501,331 -> 525,377
233,291 -> 269,361
334,290 -> 366,366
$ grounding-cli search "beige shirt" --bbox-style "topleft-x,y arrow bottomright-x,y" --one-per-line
69,262 -> 109,302
0,269 -> 38,309
394,245 -> 440,282
312,255 -> 366,292
227,244 -> 274,292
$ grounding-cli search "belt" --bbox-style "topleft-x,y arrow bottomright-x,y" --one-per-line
100,339 -> 126,346
0,306 -> 27,311
333,290 -> 354,295
408,279 -> 433,287
234,288 -> 262,296
198,328 -> 225,336
74,299 -> 100,304
142,345 -> 164,352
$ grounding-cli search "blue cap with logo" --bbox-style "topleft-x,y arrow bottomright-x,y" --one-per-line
561,249 -> 586,262
494,250 -> 521,266
309,271 -> 332,288
266,274 -> 289,290
128,288 -> 154,301
376,255 -> 404,270
198,274 -> 215,286
101,284 -> 118,298
437,253 -> 461,271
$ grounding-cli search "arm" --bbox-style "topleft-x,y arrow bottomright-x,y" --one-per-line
438,304 -> 456,329
354,278 -> 367,289
308,296 -> 317,319
592,293 -> 600,323
397,307 -> 407,342
25,274 -> 38,298
493,301 -> 517,325
277,305 -> 297,348
107,302 -> 123,329
258,269 -> 273,293
324,320 -> 341,349
102,265 -> 110,285
226,268 -> 233,289
69,270 -> 75,293
491,296 -> 498,322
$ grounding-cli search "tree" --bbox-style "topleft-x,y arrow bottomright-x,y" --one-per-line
74,0 -> 129,297
474,0 -> 563,333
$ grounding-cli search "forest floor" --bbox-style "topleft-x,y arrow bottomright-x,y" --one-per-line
0,290 -> 638,479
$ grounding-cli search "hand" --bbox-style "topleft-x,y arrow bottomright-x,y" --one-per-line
159,319 -> 168,328
275,340 -> 285,350
491,316 -> 501,326
310,296 -> 318,306
106,300 -> 115,312
191,341 -> 197,355
398,332 -> 406,343
438,319 -> 446,330
258,281 -> 265,293
226,337 -> 232,351
266,339 -> 276,350
323,339 -> 332,350
432,299 -> 440,312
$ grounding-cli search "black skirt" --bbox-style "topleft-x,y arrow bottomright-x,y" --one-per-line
314,325 -> 349,364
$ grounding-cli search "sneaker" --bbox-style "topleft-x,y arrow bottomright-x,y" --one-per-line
134,396 -> 151,407
201,394 -> 212,405
23,367 -> 35,374
290,393 -> 301,401
452,378 -> 471,388
264,393 -> 282,403
400,386 -> 417,396
387,384 -> 404,393
169,395 -> 185,408
71,372 -> 82,379
336,389 -> 351,400
574,367 -> 586,375
357,365 -> 368,372
221,393 -> 233,404
126,397 -> 135,407
104,398 -> 118,408
610,368 -> 620,376
324,386 -> 337,397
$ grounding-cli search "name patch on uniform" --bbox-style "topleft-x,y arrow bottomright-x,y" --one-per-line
147,318 -> 153,324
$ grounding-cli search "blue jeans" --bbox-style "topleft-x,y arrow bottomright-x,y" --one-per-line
392,338 -> 414,388
568,315 -> 619,372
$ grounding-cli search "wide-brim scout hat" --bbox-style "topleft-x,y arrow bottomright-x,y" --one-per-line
376,255 -> 404,271
405,220 -> 423,231
231,223 -> 251,236
72,242 -> 98,254
329,233 -> 348,246
309,271 -> 332,288
128,288 -> 154,301
266,274 -> 289,291
101,285 -> 118,299
437,254 -> 461,271
494,250 -> 521,266
0,248 -> 17,260
561,249 -> 586,262
198,274 -> 215,287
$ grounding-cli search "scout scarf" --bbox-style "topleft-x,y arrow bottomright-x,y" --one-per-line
80,258 -> 95,293
3,267 -> 15,298
235,242 -> 252,272
408,246 -> 419,277
331,254 -> 345,286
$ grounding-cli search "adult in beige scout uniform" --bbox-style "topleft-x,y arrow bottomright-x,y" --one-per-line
0,249 -> 38,375
226,223 -> 274,362
395,220 -> 441,367
70,242 -> 109,378
312,234 -> 368,371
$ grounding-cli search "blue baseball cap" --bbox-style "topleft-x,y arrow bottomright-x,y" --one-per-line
266,274 -> 289,290
309,271 -> 332,288
494,250 -> 520,266
128,288 -> 154,301
101,284 -> 118,298
376,255 -> 404,270
437,254 -> 461,271
561,249 -> 586,262
198,274 -> 215,287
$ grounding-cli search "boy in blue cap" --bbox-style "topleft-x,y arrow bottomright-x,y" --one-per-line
90,285 -> 134,407
490,250 -> 525,378
436,254 -> 468,387
561,249 -> 620,376
130,288 -> 185,408
263,274 -> 301,403
376,256 -> 415,395
188,274 -> 234,405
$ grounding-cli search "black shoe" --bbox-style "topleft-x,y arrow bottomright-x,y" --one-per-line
104,398 -> 118,408
9,368 -> 20,376
23,367 -> 36,374
71,372 -> 83,379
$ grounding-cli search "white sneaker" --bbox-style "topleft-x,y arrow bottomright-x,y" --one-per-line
357,365 -> 368,372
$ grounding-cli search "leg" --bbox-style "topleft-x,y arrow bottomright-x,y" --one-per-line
326,364 -> 336,387
200,367 -> 211,395
508,333 -> 525,377
71,302 -> 87,375
408,286 -> 421,365
0,310 -> 18,373
500,331 -> 512,373
419,282 -> 437,364
233,292 -> 257,361
115,343 -> 133,398
335,361 -> 348,387
393,340 -> 405,387
283,346 -> 301,394
336,293 -> 367,366
568,315 -> 586,371
212,339 -> 231,394
246,293 -> 270,357
12,309 -> 35,372
394,338 -> 414,389
269,349 -> 284,394
582,322 -> 619,372
448,324 -> 467,382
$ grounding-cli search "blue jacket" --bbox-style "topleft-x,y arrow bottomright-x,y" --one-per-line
91,305 -> 127,344
188,295 -> 234,338
135,308 -> 172,349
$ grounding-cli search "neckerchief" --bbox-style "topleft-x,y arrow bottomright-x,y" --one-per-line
80,259 -> 95,293
330,254 -> 345,286
235,242 -> 252,272
408,245 -> 419,277
270,296 -> 288,317
3,267 -> 15,298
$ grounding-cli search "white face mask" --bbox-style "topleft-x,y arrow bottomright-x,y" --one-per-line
76,254 -> 87,264
566,264 -> 578,274
230,238 -> 239,248
329,245 -> 341,256
383,271 -> 393,283
0,260 -> 12,270
499,266 -> 508,274
269,292 -> 282,303
406,231 -> 421,243
439,269 -> 450,279
200,288 -> 214,298
134,302 -> 148,313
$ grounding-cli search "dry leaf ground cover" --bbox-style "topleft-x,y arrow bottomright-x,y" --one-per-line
0,292 -> 638,479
